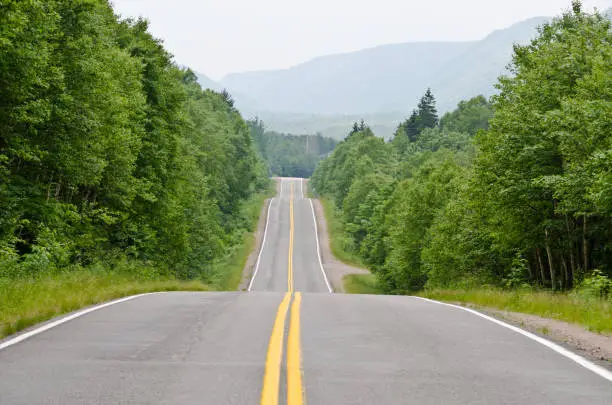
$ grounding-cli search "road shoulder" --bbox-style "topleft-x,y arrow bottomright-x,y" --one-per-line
310,198 -> 369,293
468,304 -> 612,368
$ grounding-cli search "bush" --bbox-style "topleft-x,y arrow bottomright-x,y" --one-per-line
577,270 -> 612,299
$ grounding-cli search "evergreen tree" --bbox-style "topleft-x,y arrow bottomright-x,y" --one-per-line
349,119 -> 368,137
417,88 -> 439,130
394,89 -> 439,152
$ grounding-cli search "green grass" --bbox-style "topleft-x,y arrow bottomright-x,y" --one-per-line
319,197 -> 366,269
421,288 -> 612,334
0,272 -> 210,339
343,274 -> 383,294
0,181 -> 275,339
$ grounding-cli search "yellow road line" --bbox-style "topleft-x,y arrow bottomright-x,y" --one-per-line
288,183 -> 295,292
287,292 -> 304,405
261,181 -> 304,405
260,292 -> 292,405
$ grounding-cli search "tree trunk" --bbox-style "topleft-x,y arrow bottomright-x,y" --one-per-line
561,256 -> 568,291
536,248 -> 546,285
545,229 -> 556,291
527,255 -> 533,280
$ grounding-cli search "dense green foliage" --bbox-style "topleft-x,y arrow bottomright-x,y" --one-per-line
312,3 -> 612,296
0,0 -> 268,282
248,119 -> 336,178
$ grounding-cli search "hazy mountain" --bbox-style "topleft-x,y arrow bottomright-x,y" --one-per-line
222,42 -> 476,115
195,72 -> 261,112
195,72 -> 223,91
252,111 -> 406,140
429,17 -> 549,112
220,11 -> 611,139
217,17 -> 556,138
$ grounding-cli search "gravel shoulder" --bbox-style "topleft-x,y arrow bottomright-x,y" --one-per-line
469,305 -> 612,367
305,181 -> 370,293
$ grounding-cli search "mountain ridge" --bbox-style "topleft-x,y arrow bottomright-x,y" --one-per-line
197,11 -> 610,139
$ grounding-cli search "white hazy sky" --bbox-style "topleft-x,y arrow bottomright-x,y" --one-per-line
110,0 -> 611,80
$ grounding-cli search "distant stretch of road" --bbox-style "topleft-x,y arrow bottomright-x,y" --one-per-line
0,178 -> 610,404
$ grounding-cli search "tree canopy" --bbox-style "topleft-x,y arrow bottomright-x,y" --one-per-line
248,119 -> 336,178
0,0 -> 268,281
311,2 -> 612,293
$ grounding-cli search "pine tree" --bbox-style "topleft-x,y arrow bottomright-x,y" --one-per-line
348,119 -> 368,137
417,88 -> 439,130
395,89 -> 439,147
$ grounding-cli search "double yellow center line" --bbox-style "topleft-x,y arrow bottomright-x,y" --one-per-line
260,183 -> 304,405
287,184 -> 295,292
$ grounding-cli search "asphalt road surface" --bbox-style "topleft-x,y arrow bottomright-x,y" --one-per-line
0,178 -> 610,404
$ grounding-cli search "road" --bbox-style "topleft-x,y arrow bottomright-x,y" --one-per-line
0,178 -> 610,404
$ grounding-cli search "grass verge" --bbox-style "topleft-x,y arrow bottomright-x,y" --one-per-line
0,272 -> 209,339
343,274 -> 383,295
421,288 -> 612,334
0,181 -> 275,339
319,197 -> 366,269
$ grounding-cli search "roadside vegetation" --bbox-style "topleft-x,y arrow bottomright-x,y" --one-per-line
312,2 -> 612,331
0,1 -> 274,337
248,119 -> 337,178
343,274 -> 381,295
0,272 -> 208,338
320,198 -> 366,269
421,289 -> 612,334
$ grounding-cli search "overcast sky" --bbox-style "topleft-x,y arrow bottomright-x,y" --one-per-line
110,0 -> 611,80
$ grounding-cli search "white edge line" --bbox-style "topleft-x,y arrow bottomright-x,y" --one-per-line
0,293 -> 157,352
247,197 -> 275,291
413,296 -> 612,383
300,178 -> 304,199
309,199 -> 333,293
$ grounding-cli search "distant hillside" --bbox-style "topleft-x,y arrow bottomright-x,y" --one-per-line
222,42 -> 476,115
252,111 -> 405,140
195,72 -> 222,91
428,17 -> 549,111
218,17 -> 552,139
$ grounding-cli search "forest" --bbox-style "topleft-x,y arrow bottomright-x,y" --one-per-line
311,3 -> 612,296
0,0 -> 269,283
248,119 -> 337,178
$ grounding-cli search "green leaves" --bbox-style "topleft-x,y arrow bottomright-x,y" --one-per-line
313,3 -> 612,293
0,0 -> 266,280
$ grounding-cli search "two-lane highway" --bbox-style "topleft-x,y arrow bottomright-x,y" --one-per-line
0,177 -> 611,404
248,178 -> 331,293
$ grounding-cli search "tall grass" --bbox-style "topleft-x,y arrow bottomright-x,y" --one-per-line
343,274 -> 382,295
0,272 -> 209,338
421,288 -> 612,334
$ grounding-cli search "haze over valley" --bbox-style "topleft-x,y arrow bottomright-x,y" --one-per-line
197,16 -> 550,138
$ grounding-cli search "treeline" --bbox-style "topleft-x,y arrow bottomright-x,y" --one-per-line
311,3 -> 612,294
0,1 -> 268,281
248,119 -> 337,178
